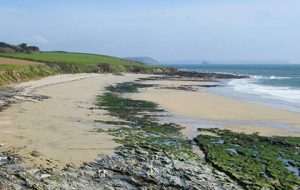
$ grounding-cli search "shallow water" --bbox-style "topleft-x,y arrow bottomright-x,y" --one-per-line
278,157 -> 300,178
161,114 -> 300,138
208,84 -> 300,113
170,64 -> 300,112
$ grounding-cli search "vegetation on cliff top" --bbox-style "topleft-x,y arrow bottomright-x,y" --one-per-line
0,58 -> 57,86
0,42 -> 39,53
0,52 -> 174,73
0,42 -> 175,86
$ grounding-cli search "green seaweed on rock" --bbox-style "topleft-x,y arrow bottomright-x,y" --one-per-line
194,128 -> 300,190
97,81 -> 300,189
96,82 -> 199,161
94,120 -> 131,126
105,82 -> 155,93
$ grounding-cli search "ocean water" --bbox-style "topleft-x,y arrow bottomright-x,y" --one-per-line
170,64 -> 300,112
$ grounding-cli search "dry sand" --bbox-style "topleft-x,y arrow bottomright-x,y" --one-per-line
0,73 -> 146,168
131,80 -> 300,137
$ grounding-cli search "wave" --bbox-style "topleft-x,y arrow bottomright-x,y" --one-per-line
228,79 -> 300,103
251,75 -> 292,80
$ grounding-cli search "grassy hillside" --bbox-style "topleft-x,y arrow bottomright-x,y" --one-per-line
0,52 -> 172,73
1,52 -> 139,65
0,60 -> 57,86
0,51 -> 174,86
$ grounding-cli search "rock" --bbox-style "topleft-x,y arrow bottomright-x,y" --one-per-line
31,151 -> 41,157
166,71 -> 248,79
40,174 -> 51,180
0,118 -> 241,189
0,156 -> 9,164
168,175 -> 183,187
97,169 -> 109,178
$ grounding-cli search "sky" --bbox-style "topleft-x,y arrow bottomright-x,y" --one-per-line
1,0 -> 300,62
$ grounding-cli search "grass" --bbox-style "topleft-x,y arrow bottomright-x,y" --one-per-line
0,63 -> 57,85
0,64 -> 25,70
0,52 -> 141,66
0,52 -> 173,73
194,128 -> 300,190
0,51 -> 174,86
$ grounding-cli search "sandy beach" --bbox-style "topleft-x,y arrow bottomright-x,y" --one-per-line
0,74 -> 299,189
1,74 -> 299,169
0,73 -> 146,168
131,79 -> 300,137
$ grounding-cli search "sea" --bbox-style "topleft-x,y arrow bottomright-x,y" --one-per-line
169,64 -> 300,112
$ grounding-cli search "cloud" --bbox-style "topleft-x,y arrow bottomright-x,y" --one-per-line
32,35 -> 49,44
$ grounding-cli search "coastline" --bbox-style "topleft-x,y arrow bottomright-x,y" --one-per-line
0,73 -> 241,189
0,71 -> 254,169
208,83 -> 300,113
130,78 -> 300,137
0,72 -> 299,189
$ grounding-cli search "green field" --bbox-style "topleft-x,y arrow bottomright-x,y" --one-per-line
0,51 -> 174,85
1,52 -> 141,66
0,52 -> 171,73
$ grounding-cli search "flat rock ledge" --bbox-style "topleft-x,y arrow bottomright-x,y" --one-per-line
0,145 -> 241,190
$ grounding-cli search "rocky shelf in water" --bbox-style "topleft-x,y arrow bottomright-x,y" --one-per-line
163,71 -> 248,79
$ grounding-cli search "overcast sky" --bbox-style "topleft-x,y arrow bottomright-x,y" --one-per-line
1,0 -> 300,62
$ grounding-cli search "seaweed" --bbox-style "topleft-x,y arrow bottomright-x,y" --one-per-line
105,82 -> 155,93
94,120 -> 131,126
194,128 -> 300,190
96,82 -> 200,162
97,81 -> 300,189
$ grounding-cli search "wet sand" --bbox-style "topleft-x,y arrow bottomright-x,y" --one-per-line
131,80 -> 300,137
0,73 -> 145,168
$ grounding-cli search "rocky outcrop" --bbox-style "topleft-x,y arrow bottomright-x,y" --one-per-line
0,145 -> 241,190
166,71 -> 248,79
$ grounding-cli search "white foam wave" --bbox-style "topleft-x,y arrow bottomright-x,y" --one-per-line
251,75 -> 291,80
228,79 -> 300,103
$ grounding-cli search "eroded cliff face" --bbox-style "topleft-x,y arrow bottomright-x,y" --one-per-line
0,65 -> 56,86
0,62 -> 175,87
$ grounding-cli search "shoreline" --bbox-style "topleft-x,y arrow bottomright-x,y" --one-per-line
0,73 -> 241,189
209,79 -> 300,113
2,73 -> 299,162
0,71 -> 251,169
130,78 -> 300,137
0,73 -> 299,189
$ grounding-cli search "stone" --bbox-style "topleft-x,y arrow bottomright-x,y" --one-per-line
40,174 -> 51,180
